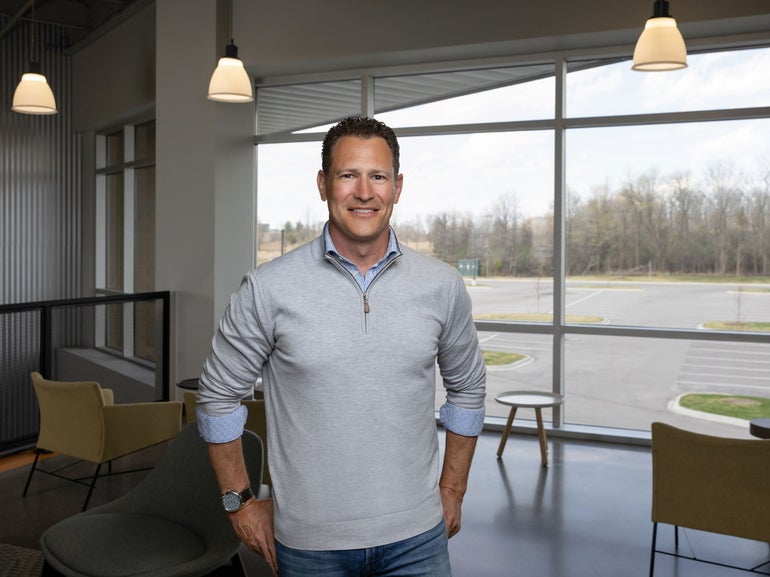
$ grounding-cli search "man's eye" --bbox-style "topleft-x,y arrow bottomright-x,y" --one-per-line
340,173 -> 355,179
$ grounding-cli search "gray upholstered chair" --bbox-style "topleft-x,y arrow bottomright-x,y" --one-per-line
650,421 -> 770,576
185,391 -> 271,486
39,422 -> 264,577
25,371 -> 182,510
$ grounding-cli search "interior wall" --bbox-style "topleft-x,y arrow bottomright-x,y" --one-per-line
155,0 -> 254,391
1,15 -> 82,450
71,2 -> 156,132
0,16 -> 82,305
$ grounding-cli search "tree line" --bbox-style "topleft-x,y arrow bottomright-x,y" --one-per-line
261,165 -> 770,278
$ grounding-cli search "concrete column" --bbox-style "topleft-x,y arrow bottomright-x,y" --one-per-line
155,0 -> 255,392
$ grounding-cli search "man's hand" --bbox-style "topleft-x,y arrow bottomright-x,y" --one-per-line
229,497 -> 278,577
439,484 -> 464,538
206,438 -> 278,576
438,430 -> 477,539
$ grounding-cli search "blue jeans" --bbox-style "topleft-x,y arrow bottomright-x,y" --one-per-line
275,520 -> 452,577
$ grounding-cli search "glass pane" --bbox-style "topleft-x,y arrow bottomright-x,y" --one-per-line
567,47 -> 770,118
564,334 -> 770,436
134,301 -> 155,362
375,65 -> 555,127
106,174 -> 124,292
134,121 -> 156,162
396,132 -> 554,291
134,167 -> 155,292
257,141 -> 325,264
106,302 -> 123,352
106,130 -> 124,167
134,166 -> 155,362
256,80 -> 361,135
566,119 -> 770,328
471,331 -> 553,420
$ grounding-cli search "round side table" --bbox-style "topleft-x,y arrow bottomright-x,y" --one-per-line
495,390 -> 564,466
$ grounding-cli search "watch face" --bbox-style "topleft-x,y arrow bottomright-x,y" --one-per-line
222,491 -> 242,512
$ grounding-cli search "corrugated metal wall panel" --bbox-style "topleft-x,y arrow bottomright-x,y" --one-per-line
1,14 -> 82,305
1,15 -> 82,450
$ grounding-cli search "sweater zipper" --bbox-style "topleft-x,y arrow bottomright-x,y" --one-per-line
361,255 -> 401,329
325,252 -> 401,332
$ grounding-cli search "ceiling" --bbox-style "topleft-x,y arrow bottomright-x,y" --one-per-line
0,0 -> 144,49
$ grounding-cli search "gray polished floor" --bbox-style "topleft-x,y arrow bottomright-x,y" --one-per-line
2,428 -> 768,577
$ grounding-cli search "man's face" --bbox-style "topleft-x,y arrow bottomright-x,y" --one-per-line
317,135 -> 403,253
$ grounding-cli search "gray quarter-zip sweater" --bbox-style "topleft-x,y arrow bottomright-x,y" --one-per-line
197,233 -> 486,550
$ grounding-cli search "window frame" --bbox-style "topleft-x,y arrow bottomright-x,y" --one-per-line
95,121 -> 157,366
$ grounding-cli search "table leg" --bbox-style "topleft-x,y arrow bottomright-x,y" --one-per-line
496,406 -> 518,458
535,408 -> 548,466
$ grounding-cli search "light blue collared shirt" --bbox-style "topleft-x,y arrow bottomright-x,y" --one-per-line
324,225 -> 400,292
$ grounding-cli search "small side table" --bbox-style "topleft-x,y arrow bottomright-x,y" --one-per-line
749,418 -> 770,439
177,378 -> 199,391
495,391 -> 564,466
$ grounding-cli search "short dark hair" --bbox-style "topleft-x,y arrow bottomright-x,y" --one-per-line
321,116 -> 400,176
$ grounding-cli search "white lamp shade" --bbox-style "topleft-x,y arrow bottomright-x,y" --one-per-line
12,72 -> 58,115
632,16 -> 687,71
207,57 -> 254,102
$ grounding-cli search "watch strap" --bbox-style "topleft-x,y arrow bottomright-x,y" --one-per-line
238,486 -> 254,503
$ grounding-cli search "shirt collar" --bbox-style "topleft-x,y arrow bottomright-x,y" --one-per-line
323,222 -> 400,263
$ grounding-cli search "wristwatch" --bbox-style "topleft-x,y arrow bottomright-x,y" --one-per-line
221,487 -> 254,513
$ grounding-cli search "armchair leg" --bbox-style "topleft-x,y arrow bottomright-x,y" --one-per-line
649,522 -> 658,577
22,451 -> 41,497
41,559 -> 65,577
82,463 -> 103,511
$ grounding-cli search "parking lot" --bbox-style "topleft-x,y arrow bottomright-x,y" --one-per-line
451,278 -> 770,437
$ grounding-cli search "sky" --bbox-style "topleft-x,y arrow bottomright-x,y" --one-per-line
256,47 -> 770,231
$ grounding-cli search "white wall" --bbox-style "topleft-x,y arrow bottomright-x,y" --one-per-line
155,0 -> 255,390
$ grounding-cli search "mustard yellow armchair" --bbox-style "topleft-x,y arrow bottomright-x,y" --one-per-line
24,371 -> 182,510
650,421 -> 770,576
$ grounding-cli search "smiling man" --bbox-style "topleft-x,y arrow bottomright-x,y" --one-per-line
196,116 -> 487,577
318,129 -> 402,273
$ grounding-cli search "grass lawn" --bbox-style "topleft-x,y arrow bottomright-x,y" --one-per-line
482,351 -> 525,366
679,393 -> 770,421
702,321 -> 770,332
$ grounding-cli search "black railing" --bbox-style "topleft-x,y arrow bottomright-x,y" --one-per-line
0,291 -> 171,455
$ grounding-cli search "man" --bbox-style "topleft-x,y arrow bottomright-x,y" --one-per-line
196,116 -> 486,577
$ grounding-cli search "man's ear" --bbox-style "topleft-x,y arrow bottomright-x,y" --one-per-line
394,173 -> 404,204
317,170 -> 327,201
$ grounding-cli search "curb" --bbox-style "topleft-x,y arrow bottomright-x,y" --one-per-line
668,393 -> 751,428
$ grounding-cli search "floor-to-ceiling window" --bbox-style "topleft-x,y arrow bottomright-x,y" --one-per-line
254,45 -> 770,439
95,120 -> 156,364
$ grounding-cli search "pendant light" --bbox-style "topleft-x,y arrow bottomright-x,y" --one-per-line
632,0 -> 687,71
207,0 -> 253,102
12,2 -> 57,115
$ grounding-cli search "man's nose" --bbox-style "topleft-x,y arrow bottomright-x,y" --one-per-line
355,179 -> 375,200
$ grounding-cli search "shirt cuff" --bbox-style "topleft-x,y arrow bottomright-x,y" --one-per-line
196,404 -> 248,443
439,403 -> 485,436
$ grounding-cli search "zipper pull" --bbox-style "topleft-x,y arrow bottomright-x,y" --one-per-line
363,293 -> 370,313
